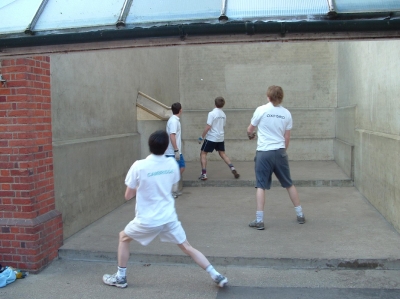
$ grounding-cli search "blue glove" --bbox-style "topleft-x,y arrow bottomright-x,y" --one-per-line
198,137 -> 203,144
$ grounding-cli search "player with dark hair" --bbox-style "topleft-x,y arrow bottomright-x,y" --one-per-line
165,102 -> 185,198
103,130 -> 228,288
198,96 -> 239,180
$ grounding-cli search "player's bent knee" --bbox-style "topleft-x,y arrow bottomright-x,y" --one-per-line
119,231 -> 132,242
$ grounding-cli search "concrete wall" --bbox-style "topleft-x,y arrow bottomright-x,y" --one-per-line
51,47 -> 179,238
337,40 -> 400,232
52,39 -> 400,238
178,42 -> 337,161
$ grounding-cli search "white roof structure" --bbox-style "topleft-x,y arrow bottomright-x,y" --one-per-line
0,0 -> 399,48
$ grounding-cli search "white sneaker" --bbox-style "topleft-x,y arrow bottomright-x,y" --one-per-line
172,191 -> 182,198
199,173 -> 207,181
103,273 -> 128,288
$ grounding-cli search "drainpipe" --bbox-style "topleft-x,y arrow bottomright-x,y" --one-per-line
219,0 -> 228,21
116,0 -> 134,28
25,0 -> 50,35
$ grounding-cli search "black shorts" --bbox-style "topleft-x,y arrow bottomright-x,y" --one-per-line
254,149 -> 293,190
200,139 -> 225,153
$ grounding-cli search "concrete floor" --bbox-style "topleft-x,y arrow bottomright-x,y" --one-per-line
59,161 -> 400,269
3,161 -> 400,298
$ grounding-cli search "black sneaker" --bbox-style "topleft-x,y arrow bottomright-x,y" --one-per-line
297,215 -> 305,224
103,273 -> 128,288
213,274 -> 228,287
248,219 -> 265,230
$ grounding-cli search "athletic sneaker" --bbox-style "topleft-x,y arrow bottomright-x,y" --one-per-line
199,173 -> 207,180
213,274 -> 228,287
297,214 -> 306,224
248,219 -> 265,230
172,191 -> 182,198
103,273 -> 128,288
231,169 -> 240,179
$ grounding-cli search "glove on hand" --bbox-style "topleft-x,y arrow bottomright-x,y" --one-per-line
248,132 -> 256,140
198,137 -> 203,144
174,150 -> 180,160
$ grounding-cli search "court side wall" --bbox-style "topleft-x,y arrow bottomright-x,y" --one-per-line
51,47 -> 179,238
337,40 -> 400,233
178,42 -> 337,161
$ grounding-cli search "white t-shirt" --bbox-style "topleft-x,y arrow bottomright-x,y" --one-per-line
165,115 -> 182,155
250,102 -> 293,151
205,108 -> 226,142
125,154 -> 180,227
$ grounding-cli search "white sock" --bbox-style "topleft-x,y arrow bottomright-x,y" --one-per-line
117,266 -> 126,278
256,211 -> 264,222
206,265 -> 220,280
294,205 -> 303,217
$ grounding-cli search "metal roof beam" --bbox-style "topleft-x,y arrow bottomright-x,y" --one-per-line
116,0 -> 134,28
219,0 -> 228,21
25,0 -> 50,35
327,0 -> 337,17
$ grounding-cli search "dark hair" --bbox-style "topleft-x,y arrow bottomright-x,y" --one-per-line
267,85 -> 284,106
171,102 -> 182,115
148,130 -> 169,155
215,96 -> 225,108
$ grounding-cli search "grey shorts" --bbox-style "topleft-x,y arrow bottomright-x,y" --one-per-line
254,149 -> 293,190
124,220 -> 187,246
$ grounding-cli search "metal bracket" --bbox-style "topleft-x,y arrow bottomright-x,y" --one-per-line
0,74 -> 7,87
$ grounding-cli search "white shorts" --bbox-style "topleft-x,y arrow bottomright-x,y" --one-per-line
124,220 -> 187,246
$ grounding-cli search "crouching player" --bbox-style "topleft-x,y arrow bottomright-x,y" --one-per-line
103,130 -> 228,288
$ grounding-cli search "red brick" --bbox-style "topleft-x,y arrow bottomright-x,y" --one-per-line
1,183 -> 11,190
0,190 -> 15,197
1,169 -> 10,176
0,103 -> 12,109
13,211 -> 36,219
12,198 -> 33,205
0,147 -> 13,155
0,233 -> 16,240
0,89 -> 12,96
13,255 -> 22,262
17,248 -> 38,255
1,66 -> 29,73
0,118 -> 13,125
0,154 -> 11,161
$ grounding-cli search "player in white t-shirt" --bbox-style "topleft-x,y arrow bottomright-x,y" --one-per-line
198,97 -> 239,180
103,130 -> 228,289
165,102 -> 185,198
246,86 -> 305,230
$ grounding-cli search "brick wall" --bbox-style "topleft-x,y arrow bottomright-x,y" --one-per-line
0,57 -> 63,272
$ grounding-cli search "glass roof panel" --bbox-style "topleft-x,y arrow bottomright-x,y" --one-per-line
1,0 -> 400,38
335,0 -> 400,13
126,0 -> 220,24
226,0 -> 328,20
0,0 -> 43,34
34,0 -> 125,31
